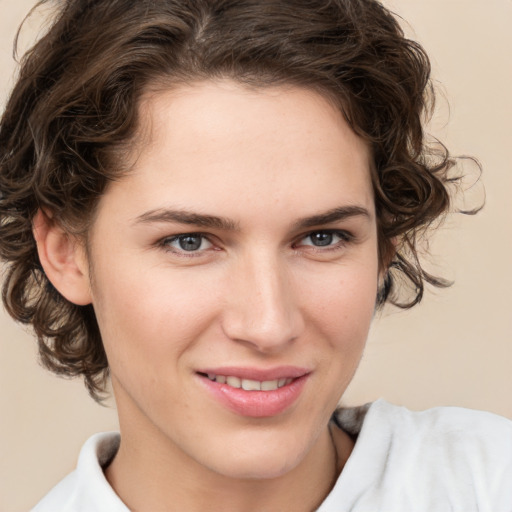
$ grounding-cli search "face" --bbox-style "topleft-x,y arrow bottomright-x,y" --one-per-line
85,80 -> 379,479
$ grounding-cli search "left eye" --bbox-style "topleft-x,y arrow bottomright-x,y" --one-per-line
164,234 -> 213,252
298,231 -> 349,248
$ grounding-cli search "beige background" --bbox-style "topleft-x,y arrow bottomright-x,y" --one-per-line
1,0 -> 511,510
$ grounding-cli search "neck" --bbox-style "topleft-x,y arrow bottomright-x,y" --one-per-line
105,415 -> 353,512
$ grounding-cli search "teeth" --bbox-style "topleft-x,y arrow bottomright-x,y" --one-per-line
261,380 -> 279,391
226,376 -> 241,388
206,373 -> 293,391
242,379 -> 261,391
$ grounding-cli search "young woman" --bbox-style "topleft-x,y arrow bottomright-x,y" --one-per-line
1,1 -> 511,511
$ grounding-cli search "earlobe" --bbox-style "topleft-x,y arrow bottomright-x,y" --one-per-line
32,210 -> 92,306
376,236 -> 397,305
385,236 -> 398,267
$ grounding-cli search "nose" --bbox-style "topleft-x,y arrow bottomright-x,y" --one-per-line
221,250 -> 305,353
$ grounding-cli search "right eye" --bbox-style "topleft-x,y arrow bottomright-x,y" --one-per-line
161,233 -> 214,254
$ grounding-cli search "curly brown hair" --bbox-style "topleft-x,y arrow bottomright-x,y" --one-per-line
0,0 -> 469,400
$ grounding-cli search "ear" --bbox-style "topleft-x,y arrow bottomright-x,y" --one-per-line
381,235 -> 398,270
377,236 -> 397,289
32,209 -> 92,306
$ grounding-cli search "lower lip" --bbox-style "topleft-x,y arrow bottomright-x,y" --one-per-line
198,374 -> 309,418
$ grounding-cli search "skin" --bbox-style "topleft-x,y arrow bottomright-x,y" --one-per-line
36,80 -> 380,511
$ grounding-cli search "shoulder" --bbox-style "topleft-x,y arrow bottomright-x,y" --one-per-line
336,398 -> 512,451
327,400 -> 512,511
367,399 -> 512,456
31,432 -> 127,512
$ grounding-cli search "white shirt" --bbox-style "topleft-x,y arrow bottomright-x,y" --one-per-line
32,399 -> 512,511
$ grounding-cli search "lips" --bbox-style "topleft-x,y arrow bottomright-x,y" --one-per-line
204,372 -> 294,391
196,366 -> 310,418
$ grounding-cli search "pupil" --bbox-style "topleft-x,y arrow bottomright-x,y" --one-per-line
311,232 -> 333,246
179,235 -> 202,251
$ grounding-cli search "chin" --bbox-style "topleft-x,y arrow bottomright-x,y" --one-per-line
199,433 -> 309,480
211,452 -> 301,480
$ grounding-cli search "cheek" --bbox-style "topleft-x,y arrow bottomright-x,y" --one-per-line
90,259 -> 224,375
299,263 -> 378,352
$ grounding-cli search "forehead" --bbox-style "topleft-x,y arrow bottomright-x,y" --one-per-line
98,80 -> 375,226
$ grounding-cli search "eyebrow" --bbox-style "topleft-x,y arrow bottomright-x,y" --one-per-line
134,208 -> 239,231
292,205 -> 371,230
134,205 -> 370,231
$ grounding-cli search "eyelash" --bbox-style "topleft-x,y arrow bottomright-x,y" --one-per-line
158,233 -> 216,258
294,230 -> 354,252
158,229 -> 354,257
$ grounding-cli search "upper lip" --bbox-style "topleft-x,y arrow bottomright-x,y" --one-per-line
196,366 -> 310,381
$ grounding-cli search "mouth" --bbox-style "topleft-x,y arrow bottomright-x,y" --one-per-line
199,372 -> 294,391
196,367 -> 310,418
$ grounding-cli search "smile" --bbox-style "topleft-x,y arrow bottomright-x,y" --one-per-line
197,367 -> 310,417
205,373 -> 294,391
